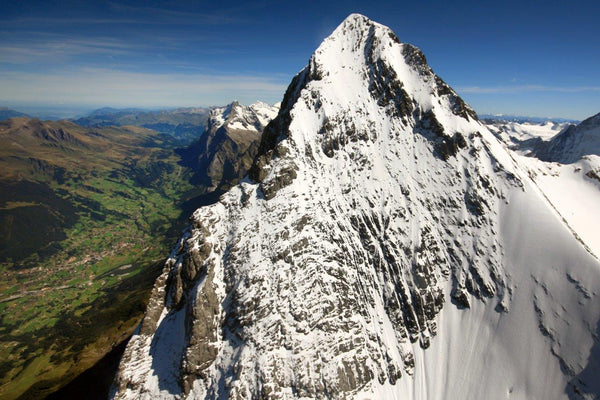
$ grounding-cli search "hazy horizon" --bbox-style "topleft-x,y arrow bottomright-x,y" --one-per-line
1,101 -> 586,123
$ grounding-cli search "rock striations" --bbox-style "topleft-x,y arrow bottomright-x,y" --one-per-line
112,14 -> 600,400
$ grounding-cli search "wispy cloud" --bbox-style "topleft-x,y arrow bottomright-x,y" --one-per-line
0,17 -> 147,25
107,3 -> 241,25
0,68 -> 288,107
0,8 -> 240,27
457,85 -> 600,94
0,35 -> 139,63
0,28 -> 240,65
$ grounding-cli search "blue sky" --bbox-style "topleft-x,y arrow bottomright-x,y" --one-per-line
1,0 -> 598,119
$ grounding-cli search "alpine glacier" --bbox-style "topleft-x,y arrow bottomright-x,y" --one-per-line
112,14 -> 600,400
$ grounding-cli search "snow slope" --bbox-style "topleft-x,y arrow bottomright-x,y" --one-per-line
112,14 -> 600,400
485,115 -> 600,260
514,153 -> 600,260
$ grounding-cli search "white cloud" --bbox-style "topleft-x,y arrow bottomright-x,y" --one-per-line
0,68 -> 288,107
0,37 -> 136,63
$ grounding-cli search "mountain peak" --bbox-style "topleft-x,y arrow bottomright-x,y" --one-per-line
534,111 -> 600,163
335,13 -> 377,35
343,12 -> 371,23
581,111 -> 600,128
250,13 -> 477,186
330,13 -> 396,42
312,12 -> 398,73
112,15 -> 600,400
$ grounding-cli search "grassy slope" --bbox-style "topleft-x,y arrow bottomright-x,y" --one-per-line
0,118 -> 204,399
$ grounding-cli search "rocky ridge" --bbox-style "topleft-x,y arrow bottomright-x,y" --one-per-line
180,101 -> 279,191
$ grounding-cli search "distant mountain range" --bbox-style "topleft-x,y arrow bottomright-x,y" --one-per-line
0,107 -> 29,120
534,112 -> 600,163
73,107 -> 212,145
479,113 -> 580,124
0,106 -> 212,145
484,118 -> 572,154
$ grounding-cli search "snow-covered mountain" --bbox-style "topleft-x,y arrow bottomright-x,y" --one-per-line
512,152 -> 600,260
179,101 -> 279,191
534,112 -> 600,163
112,14 -> 600,400
209,101 -> 279,134
484,118 -> 572,154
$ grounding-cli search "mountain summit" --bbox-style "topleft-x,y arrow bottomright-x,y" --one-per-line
112,14 -> 600,399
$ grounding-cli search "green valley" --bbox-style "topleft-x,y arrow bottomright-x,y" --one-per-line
0,117 -> 203,399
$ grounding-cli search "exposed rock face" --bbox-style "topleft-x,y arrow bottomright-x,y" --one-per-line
112,14 -> 600,400
181,101 -> 279,191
